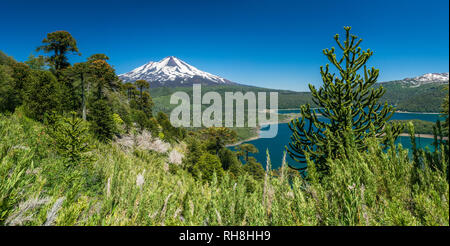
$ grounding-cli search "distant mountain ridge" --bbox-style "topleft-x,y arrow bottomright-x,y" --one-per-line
119,56 -> 234,87
381,72 -> 449,87
377,72 -> 448,112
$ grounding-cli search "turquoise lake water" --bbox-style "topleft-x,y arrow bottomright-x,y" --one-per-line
230,112 -> 444,170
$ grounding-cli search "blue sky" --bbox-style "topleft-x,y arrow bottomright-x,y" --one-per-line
1,0 -> 448,91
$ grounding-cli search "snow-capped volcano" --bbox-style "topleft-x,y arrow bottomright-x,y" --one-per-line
119,56 -> 233,87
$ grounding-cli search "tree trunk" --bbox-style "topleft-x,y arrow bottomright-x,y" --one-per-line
81,73 -> 86,120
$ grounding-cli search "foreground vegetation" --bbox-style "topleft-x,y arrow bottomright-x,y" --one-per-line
0,112 -> 448,225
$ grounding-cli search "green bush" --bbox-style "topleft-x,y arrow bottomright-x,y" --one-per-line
46,111 -> 93,167
23,70 -> 62,121
89,100 -> 115,142
192,153 -> 224,182
243,157 -> 265,181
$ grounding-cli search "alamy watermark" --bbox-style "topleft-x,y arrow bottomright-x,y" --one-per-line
169,84 -> 279,138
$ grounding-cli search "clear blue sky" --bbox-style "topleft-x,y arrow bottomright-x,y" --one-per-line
1,0 -> 448,91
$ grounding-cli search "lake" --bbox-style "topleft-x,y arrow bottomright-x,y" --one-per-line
231,112 -> 443,170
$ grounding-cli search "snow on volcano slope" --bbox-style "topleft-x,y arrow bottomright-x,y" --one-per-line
119,56 -> 233,87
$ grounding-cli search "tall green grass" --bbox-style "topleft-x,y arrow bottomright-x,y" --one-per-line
0,112 -> 448,226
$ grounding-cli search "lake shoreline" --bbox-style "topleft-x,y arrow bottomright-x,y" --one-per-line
398,133 -> 448,140
277,108 -> 442,115
395,110 -> 442,115
230,111 -> 447,146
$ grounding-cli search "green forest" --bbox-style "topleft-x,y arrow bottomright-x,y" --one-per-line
148,74 -> 448,115
0,28 -> 448,226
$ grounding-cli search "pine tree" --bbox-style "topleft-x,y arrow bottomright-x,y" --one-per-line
201,127 -> 237,155
235,143 -> 259,162
192,153 -> 224,182
89,60 -> 118,100
46,111 -> 93,167
58,67 -> 81,113
72,62 -> 90,120
218,148 -> 241,170
139,91 -> 154,116
243,157 -> 265,181
183,137 -> 205,172
36,31 -> 80,71
23,70 -> 63,121
123,82 -> 137,100
286,26 -> 403,175
89,100 -> 115,142
135,80 -> 149,98
0,65 -> 16,112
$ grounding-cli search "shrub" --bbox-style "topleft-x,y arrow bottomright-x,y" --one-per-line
46,111 -> 93,167
23,70 -> 62,121
192,153 -> 224,182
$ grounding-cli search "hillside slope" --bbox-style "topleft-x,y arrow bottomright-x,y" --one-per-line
1,112 -> 447,226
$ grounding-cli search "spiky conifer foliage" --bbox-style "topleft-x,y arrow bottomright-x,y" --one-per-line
286,27 -> 403,175
46,111 -> 93,167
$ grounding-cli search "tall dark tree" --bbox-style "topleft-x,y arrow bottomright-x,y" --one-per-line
73,62 -> 90,120
139,91 -> 154,116
89,60 -> 118,100
23,70 -> 63,121
286,26 -> 402,175
89,99 -> 115,142
201,127 -> 237,155
36,31 -> 80,71
135,80 -> 150,98
218,148 -> 241,171
123,82 -> 137,100
235,143 -> 259,162
58,68 -> 81,112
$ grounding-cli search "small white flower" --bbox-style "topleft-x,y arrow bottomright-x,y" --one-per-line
348,183 -> 356,190
168,149 -> 184,165
136,170 -> 146,188
106,177 -> 111,197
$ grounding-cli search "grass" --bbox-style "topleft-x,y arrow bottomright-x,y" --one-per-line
0,112 -> 448,226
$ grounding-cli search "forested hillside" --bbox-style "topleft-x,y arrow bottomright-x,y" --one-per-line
378,82 -> 448,112
149,80 -> 447,114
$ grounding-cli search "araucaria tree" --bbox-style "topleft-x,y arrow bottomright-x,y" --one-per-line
46,111 -> 93,167
235,143 -> 259,162
286,26 -> 402,175
201,127 -> 237,155
36,31 -> 80,71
